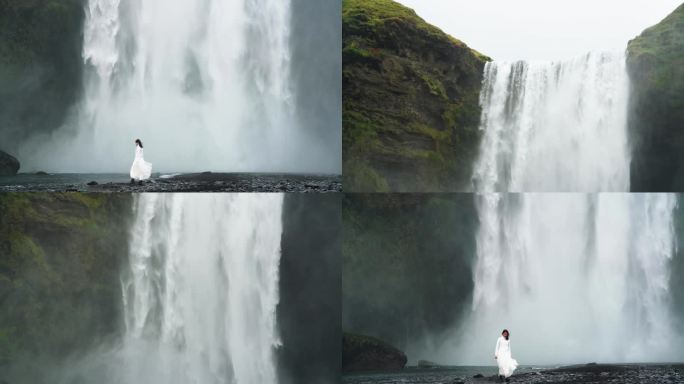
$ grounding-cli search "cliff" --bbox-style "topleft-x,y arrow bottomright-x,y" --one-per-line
342,194 -> 477,352
342,0 -> 490,192
0,0 -> 84,146
278,194 -> 341,384
0,193 -> 131,371
627,3 -> 684,191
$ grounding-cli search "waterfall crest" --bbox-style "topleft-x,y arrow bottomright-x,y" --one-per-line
120,193 -> 284,384
472,52 -> 630,192
456,194 -> 680,364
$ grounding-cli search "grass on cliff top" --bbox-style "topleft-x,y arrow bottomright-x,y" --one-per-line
628,2 -> 684,58
343,0 -> 490,61
628,2 -> 684,91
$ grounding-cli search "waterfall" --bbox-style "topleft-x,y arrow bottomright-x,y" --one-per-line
456,193 -> 680,365
20,0 -> 307,173
472,52 -> 630,192
120,193 -> 284,384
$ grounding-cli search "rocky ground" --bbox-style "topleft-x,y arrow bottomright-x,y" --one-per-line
0,172 -> 342,192
343,363 -> 684,384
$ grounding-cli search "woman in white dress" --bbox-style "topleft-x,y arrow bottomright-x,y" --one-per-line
495,329 -> 518,382
130,139 -> 152,184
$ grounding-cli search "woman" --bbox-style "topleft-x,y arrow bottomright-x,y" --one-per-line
130,139 -> 152,184
495,329 -> 518,381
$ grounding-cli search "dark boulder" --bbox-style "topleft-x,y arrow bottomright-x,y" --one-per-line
342,333 -> 407,372
0,151 -> 19,175
417,359 -> 440,368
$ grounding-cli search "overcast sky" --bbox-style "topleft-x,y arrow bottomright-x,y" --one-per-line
398,0 -> 682,61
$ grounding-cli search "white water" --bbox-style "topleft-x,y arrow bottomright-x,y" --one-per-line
451,194 -> 680,365
18,0 -> 330,173
119,193 -> 284,384
472,52 -> 630,192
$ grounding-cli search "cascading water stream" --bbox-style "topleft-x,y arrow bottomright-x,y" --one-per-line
19,0 -> 310,173
472,52 -> 630,192
120,193 -> 284,384
453,193 -> 681,365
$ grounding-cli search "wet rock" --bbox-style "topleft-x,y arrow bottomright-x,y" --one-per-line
87,181 -> 98,186
0,150 -> 20,175
417,360 -> 440,368
0,173 -> 342,192
35,171 -> 48,175
343,333 -> 407,372
473,373 -> 484,378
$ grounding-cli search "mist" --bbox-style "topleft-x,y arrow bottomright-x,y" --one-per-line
343,193 -> 684,365
4,0 -> 340,174
0,193 -> 340,384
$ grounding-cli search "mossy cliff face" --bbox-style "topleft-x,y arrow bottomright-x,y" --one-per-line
342,194 -> 477,353
342,0 -> 490,192
0,193 -> 131,370
0,0 -> 84,149
627,3 -> 684,191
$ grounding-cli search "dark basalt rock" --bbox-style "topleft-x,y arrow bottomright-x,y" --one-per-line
342,0 -> 490,192
417,359 -> 439,368
343,333 -> 407,372
0,150 -> 20,176
0,173 -> 342,192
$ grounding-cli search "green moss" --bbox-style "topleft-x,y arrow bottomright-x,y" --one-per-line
343,161 -> 390,192
418,72 -> 447,99
342,0 -> 490,191
628,3 -> 684,92
0,193 -> 132,365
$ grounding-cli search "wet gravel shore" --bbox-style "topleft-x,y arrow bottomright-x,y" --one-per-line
343,363 -> 684,384
0,172 -> 342,192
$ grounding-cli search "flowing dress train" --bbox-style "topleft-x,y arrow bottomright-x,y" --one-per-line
495,336 -> 518,378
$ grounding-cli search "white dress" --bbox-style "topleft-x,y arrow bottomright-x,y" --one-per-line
495,336 -> 518,378
130,144 -> 152,180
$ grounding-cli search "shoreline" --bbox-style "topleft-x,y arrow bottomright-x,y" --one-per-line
0,172 -> 342,193
343,363 -> 684,383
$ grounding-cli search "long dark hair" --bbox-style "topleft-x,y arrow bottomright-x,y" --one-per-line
135,139 -> 143,148
502,329 -> 509,340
